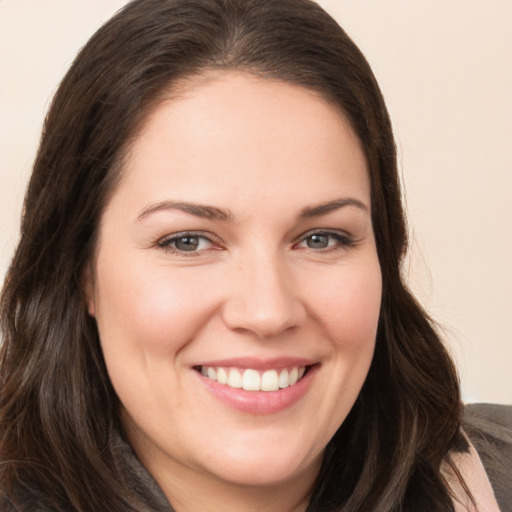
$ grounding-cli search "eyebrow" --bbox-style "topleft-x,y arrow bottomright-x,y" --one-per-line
298,197 -> 368,218
136,197 -> 368,223
137,200 -> 233,222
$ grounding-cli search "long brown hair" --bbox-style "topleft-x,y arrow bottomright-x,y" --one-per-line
1,1 -> 464,510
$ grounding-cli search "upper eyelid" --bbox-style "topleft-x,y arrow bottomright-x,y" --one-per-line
296,228 -> 352,240
292,229 -> 356,251
158,230 -> 219,243
157,229 -> 353,245
156,232 -> 221,257
155,225 -> 357,249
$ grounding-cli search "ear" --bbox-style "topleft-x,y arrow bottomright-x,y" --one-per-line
82,263 -> 96,317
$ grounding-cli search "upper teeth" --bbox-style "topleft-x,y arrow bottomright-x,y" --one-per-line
200,366 -> 306,392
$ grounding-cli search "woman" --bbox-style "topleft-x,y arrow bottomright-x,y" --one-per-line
0,0 -> 509,511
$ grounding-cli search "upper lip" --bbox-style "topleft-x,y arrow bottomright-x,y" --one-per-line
194,357 -> 317,370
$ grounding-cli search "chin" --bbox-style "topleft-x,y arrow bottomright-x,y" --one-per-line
200,442 -> 323,488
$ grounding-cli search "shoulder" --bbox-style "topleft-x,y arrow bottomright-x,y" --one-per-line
0,431 -> 172,512
463,403 -> 512,442
463,403 -> 512,512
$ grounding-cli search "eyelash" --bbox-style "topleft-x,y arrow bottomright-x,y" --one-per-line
156,229 -> 355,256
157,231 -> 218,256
294,230 -> 355,252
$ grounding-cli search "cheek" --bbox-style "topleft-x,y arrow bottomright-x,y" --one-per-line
306,260 -> 382,351
92,256 -> 222,361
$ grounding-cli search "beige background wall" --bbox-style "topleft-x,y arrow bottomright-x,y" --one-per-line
1,0 -> 510,404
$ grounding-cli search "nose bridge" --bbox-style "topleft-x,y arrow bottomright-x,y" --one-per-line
222,246 -> 305,338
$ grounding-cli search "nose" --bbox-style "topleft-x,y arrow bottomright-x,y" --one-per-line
222,252 -> 306,339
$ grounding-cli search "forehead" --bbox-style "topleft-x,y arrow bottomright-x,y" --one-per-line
113,70 -> 369,217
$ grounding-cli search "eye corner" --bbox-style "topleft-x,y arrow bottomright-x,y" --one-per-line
293,229 -> 356,252
156,231 -> 223,256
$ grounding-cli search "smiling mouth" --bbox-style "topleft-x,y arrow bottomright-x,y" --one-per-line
196,365 -> 308,392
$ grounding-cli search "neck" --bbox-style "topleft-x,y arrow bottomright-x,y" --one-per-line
161,471 -> 315,512
133,441 -> 321,512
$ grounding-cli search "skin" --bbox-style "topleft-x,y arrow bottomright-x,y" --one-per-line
443,434 -> 500,511
86,71 -> 382,512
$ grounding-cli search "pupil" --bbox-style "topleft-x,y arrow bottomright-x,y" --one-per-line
176,236 -> 199,251
308,234 -> 329,249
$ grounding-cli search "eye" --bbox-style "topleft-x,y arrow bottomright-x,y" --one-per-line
304,233 -> 332,249
158,233 -> 215,254
296,231 -> 354,250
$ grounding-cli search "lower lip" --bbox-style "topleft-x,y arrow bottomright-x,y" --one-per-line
197,365 -> 318,415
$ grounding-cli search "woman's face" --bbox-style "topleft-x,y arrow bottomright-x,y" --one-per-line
87,71 -> 381,492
